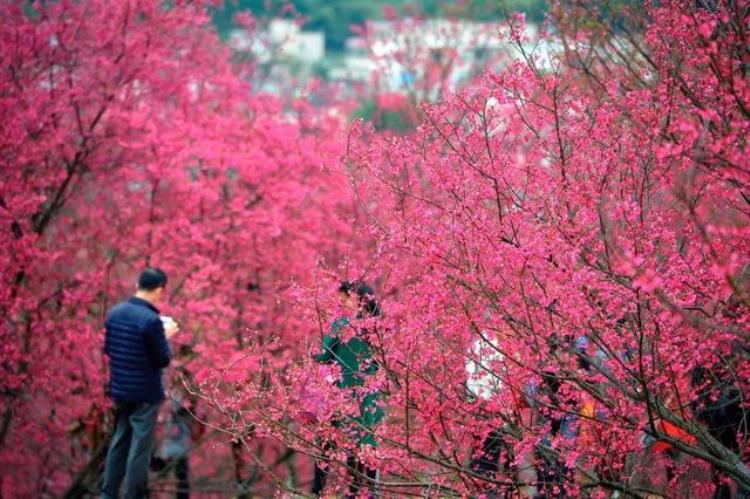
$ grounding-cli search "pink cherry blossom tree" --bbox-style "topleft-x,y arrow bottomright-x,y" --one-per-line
240,1 -> 749,496
3,0 -> 748,497
0,1 -> 366,495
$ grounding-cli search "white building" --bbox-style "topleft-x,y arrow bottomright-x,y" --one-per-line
329,19 -> 543,96
228,19 -> 325,65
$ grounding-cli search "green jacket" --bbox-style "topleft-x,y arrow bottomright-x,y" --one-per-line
314,316 -> 383,445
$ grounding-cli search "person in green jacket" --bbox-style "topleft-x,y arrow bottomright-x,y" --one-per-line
311,281 -> 383,498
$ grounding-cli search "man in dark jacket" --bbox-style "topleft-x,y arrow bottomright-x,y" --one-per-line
101,267 -> 179,499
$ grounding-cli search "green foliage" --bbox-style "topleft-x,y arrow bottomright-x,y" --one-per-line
430,0 -> 547,22
211,0 -> 266,39
295,0 -> 382,52
352,100 -> 414,133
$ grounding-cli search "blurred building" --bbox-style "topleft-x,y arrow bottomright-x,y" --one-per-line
329,19 -> 543,96
226,17 -> 562,100
229,19 -> 325,65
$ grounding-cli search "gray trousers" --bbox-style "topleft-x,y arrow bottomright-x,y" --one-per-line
101,401 -> 160,499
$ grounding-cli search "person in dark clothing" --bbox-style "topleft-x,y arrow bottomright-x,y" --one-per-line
101,267 -> 179,499
153,392 -> 195,499
312,281 -> 383,498
153,363 -> 204,499
691,357 -> 750,499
